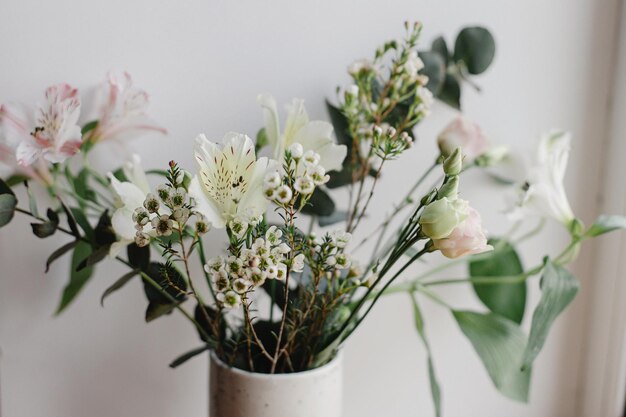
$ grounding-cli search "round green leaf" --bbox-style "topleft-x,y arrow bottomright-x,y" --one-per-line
0,194 -> 17,228
419,51 -> 446,95
453,27 -> 496,75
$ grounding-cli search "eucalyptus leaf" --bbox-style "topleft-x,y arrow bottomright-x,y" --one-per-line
411,295 -> 441,417
127,243 -> 150,271
0,178 -> 15,196
585,215 -> 626,237
70,207 -> 94,242
56,241 -> 95,314
453,310 -> 531,402
437,74 -> 461,109
46,240 -> 79,273
94,211 -> 116,246
431,36 -> 449,66
318,210 -> 348,227
453,27 -> 496,75
76,244 -> 110,271
0,194 -> 17,228
521,261 -> 578,370
31,209 -> 60,238
169,345 -> 210,368
419,51 -> 446,95
101,270 -> 140,306
470,239 -> 526,324
300,188 -> 335,217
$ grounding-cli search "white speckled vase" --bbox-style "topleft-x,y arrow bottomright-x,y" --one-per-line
209,352 -> 343,417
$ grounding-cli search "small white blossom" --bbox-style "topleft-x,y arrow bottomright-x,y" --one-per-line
132,207 -> 150,226
143,193 -> 160,213
274,242 -> 291,254
151,215 -> 173,236
168,187 -> 187,208
334,253 -> 351,269
265,226 -> 283,245
134,231 -> 150,247
266,264 -> 278,279
276,263 -> 287,280
211,269 -> 230,292
246,267 -> 267,286
348,59 -> 373,75
195,215 -> 210,235
291,253 -> 305,272
306,164 -> 329,185
232,278 -> 251,294
288,142 -> 304,159
156,184 -> 170,202
229,217 -> 249,239
205,256 -> 225,272
294,176 -> 315,195
264,171 -> 282,189
172,207 -> 190,224
330,230 -> 352,248
346,84 -> 359,96
326,256 -> 337,267
302,150 -> 320,167
226,256 -> 243,275
263,185 -> 277,200
217,291 -> 241,309
275,185 -> 293,204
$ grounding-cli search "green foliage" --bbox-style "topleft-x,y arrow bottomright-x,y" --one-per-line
418,51 -> 446,95
521,260 -> 579,370
56,241 -> 95,314
31,208 -> 59,238
0,194 -> 17,228
255,128 -> 268,153
470,240 -> 526,324
411,295 -> 441,417
127,243 -> 151,271
453,27 -> 496,75
585,215 -> 626,237
100,270 -> 139,306
194,303 -> 224,343
46,240 -> 79,273
453,310 -> 531,402
142,262 -> 188,322
318,210 -> 348,227
300,187 -> 335,217
3,174 -> 29,187
169,345 -> 210,368
437,74 -> 461,110
431,36 -> 449,66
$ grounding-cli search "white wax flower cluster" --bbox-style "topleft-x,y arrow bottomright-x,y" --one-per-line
312,230 -> 353,270
262,142 -> 329,205
205,226 -> 304,309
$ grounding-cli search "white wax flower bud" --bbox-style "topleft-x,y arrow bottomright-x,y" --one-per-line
134,231 -> 150,247
288,143 -> 304,159
372,125 -> 383,136
386,126 -> 397,137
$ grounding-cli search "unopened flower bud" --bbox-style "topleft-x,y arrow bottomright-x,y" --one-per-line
443,147 -> 463,176
288,143 -> 304,160
438,176 -> 459,200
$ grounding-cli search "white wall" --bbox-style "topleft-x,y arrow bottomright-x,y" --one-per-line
0,1 -> 622,416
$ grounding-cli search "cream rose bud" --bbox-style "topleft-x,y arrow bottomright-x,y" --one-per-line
419,197 -> 469,239
437,116 -> 490,161
432,207 -> 493,259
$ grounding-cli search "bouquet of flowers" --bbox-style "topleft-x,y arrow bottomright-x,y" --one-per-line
1,22 -> 624,414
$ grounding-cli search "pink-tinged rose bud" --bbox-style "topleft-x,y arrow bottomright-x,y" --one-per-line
437,116 -> 490,161
432,207 -> 493,259
419,197 -> 469,239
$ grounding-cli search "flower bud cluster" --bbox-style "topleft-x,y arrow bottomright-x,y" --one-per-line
308,230 -> 353,277
132,162 -> 209,247
262,142 -> 329,207
205,226 -> 302,309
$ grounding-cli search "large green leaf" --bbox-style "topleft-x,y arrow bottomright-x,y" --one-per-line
56,241 -> 95,314
453,311 -> 531,402
470,239 -> 526,324
300,187 -> 335,217
46,240 -> 79,273
411,295 -> 441,417
0,194 -> 17,228
431,36 -> 449,66
453,27 -> 496,75
521,261 -> 579,370
585,215 -> 626,237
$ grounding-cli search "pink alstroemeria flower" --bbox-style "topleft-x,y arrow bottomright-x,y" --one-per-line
0,84 -> 82,182
88,72 -> 166,143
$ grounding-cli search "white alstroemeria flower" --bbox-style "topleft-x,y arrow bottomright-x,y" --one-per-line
1,84 -> 82,167
89,72 -> 166,144
108,154 -> 151,256
257,95 -> 347,172
507,130 -> 575,226
189,132 -> 278,228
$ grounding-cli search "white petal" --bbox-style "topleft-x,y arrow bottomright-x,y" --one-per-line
283,99 -> 309,145
237,157 -> 278,219
189,175 -> 226,228
293,121 -> 346,172
257,94 -> 280,152
123,154 -> 150,194
108,174 -> 146,209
